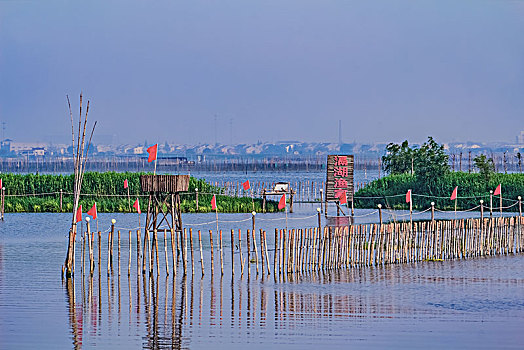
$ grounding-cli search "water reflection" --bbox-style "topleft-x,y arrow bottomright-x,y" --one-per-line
64,257 -> 524,349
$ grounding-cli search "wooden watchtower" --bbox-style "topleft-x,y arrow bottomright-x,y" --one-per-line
140,175 -> 189,234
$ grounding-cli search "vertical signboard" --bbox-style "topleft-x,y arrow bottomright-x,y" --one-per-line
326,155 -> 354,202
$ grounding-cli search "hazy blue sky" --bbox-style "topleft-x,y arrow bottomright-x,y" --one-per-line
1,0 -> 523,145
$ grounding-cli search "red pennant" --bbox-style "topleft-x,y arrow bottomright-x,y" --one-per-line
87,202 -> 97,220
0,178 -> 2,189
75,205 -> 82,223
133,198 -> 141,214
243,180 -> 250,191
493,184 -> 501,196
450,186 -> 458,201
211,195 -> 216,210
124,179 -> 128,189
147,144 -> 158,163
406,189 -> 412,203
338,190 -> 347,205
278,194 -> 286,210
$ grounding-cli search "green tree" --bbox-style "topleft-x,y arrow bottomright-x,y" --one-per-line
382,140 -> 414,175
382,137 -> 449,183
414,136 -> 449,185
474,154 -> 495,181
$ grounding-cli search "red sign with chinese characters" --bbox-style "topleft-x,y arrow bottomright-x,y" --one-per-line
326,155 -> 354,202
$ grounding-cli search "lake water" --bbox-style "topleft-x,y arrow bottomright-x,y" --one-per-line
0,212 -> 523,349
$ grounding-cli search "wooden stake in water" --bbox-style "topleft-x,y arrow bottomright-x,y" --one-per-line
136,229 -> 141,274
183,228 -> 188,276
107,221 -> 114,276
86,218 -> 93,275
142,230 -> 149,275
198,230 -> 204,277
252,212 -> 259,275
219,230 -> 224,276
164,229 -> 169,275
209,230 -> 215,275
128,230 -> 131,276
260,229 -> 265,276
195,188 -> 199,211
239,229 -> 244,277
273,228 -> 278,278
117,229 -> 121,276
247,229 -> 251,278
171,228 -> 176,276
231,229 -> 235,277
189,228 -> 194,275
489,190 -> 493,218
263,230 -> 271,275
110,220 -> 116,275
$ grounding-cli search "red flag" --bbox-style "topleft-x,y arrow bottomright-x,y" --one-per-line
493,184 -> 501,196
0,178 -> 2,188
406,189 -> 412,203
87,202 -> 97,220
278,194 -> 286,210
243,180 -> 250,191
75,205 -> 82,223
147,144 -> 158,163
450,186 -> 458,201
338,190 -> 347,205
211,195 -> 216,210
124,179 -> 128,189
133,198 -> 141,214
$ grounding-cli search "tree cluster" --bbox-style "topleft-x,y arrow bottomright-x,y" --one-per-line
382,137 -> 449,185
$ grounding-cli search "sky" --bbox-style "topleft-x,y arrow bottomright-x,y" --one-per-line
1,0 -> 523,146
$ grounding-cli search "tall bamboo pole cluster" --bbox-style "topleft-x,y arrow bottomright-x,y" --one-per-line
64,93 -> 97,278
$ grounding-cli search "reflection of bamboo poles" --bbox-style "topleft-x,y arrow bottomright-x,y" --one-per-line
65,278 -> 81,348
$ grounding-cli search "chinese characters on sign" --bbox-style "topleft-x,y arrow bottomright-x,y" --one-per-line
326,155 -> 354,202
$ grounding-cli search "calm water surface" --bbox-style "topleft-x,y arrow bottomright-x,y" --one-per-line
0,212 -> 523,349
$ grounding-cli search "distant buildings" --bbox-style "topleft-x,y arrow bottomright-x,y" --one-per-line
517,131 -> 524,145
0,139 -> 523,160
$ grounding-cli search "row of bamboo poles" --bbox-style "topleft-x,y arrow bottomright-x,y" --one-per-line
217,180 -> 368,201
275,216 -> 524,274
75,216 -> 524,281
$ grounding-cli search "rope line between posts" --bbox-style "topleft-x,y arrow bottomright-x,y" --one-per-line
115,226 -> 141,231
435,205 -> 482,213
217,218 -> 252,223
186,220 -> 219,227
352,210 -> 379,218
411,207 -> 432,215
